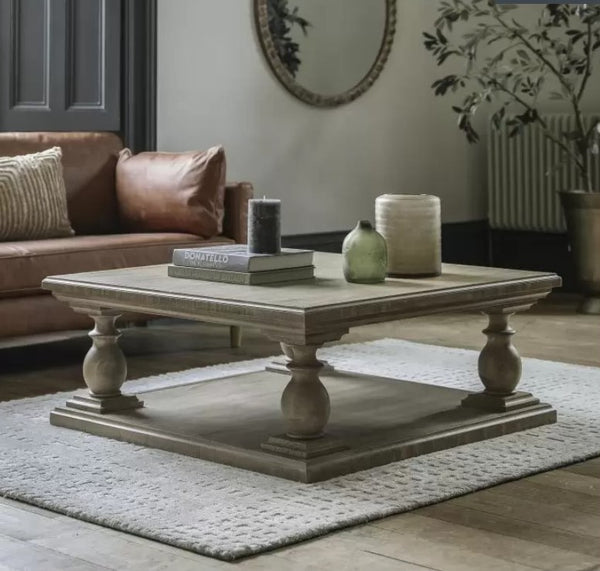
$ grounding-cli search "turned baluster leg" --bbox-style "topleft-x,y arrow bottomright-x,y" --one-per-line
262,334 -> 348,458
84,315 -> 128,397
280,343 -> 329,439
478,313 -> 521,395
462,311 -> 540,412
66,313 -> 143,414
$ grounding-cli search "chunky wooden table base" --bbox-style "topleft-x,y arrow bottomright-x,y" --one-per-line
42,253 -> 561,482
49,370 -> 556,483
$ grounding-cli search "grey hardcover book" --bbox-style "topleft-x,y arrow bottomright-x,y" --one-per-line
172,244 -> 314,272
167,264 -> 315,285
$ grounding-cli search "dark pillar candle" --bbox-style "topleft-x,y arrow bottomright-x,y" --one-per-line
247,198 -> 281,254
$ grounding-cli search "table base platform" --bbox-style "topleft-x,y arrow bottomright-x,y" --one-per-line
50,370 -> 556,483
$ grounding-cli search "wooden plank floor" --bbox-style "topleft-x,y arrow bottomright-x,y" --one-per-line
0,295 -> 598,571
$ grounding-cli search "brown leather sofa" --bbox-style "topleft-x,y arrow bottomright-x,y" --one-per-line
0,132 -> 252,339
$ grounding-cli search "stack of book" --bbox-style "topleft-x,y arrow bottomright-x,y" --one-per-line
168,244 -> 315,285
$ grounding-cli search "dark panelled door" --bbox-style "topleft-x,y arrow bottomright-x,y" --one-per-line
0,0 -> 121,131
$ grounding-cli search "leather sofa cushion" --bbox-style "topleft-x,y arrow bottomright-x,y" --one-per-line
0,131 -> 123,235
0,295 -> 156,339
0,295 -> 94,338
116,146 -> 226,239
0,233 -> 233,297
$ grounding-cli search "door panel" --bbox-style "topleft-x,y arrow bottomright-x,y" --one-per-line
8,0 -> 50,110
67,0 -> 104,108
0,0 -> 121,131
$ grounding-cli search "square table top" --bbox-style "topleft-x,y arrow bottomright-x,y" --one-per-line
42,252 -> 561,344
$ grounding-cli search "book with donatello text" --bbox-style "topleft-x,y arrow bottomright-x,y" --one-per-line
167,264 -> 315,285
172,244 -> 314,272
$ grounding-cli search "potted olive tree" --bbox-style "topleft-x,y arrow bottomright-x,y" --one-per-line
424,1 -> 600,314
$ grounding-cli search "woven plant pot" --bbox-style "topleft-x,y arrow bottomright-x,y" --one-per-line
560,190 -> 600,314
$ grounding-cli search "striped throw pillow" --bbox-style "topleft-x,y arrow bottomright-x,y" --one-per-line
0,147 -> 74,241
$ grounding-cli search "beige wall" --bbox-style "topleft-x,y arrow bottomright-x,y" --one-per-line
156,1 -> 597,235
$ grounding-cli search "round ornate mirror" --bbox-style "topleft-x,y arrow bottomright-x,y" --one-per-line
254,0 -> 397,107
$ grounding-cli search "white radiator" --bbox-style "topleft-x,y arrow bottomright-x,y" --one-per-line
487,114 -> 600,233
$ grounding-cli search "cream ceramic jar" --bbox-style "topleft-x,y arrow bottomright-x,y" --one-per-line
375,194 -> 442,277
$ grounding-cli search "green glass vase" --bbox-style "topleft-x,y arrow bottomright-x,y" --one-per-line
342,220 -> 388,284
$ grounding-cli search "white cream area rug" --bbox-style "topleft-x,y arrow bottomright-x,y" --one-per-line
1,339 -> 600,561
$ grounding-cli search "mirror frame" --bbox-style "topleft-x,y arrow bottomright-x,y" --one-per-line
254,0 -> 397,108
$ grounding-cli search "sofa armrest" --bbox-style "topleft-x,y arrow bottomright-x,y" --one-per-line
222,182 -> 254,244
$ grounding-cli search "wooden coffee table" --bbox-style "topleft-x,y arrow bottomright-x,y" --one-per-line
42,253 -> 561,482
